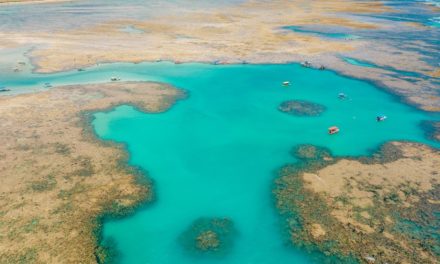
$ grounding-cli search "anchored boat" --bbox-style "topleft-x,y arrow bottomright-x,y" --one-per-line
301,61 -> 312,68
338,93 -> 347,99
282,81 -> 291,86
376,115 -> 387,122
328,126 -> 340,135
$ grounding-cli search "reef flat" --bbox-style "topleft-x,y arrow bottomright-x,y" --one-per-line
0,82 -> 184,263
275,142 -> 440,263
0,0 -> 438,110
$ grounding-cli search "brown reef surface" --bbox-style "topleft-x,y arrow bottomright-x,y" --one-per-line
275,142 -> 440,263
1,0 -> 438,110
0,82 -> 184,263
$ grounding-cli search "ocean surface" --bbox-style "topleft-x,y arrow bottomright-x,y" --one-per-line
0,62 -> 439,263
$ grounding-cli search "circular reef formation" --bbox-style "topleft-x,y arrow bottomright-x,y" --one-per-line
179,217 -> 237,256
278,100 -> 326,116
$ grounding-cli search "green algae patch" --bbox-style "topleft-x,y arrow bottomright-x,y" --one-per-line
179,217 -> 237,256
421,120 -> 440,142
274,143 -> 440,263
278,100 -> 326,116
95,237 -> 120,264
292,144 -> 333,161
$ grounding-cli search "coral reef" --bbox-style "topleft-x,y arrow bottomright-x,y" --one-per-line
179,217 -> 237,256
278,100 -> 326,116
274,142 -> 440,263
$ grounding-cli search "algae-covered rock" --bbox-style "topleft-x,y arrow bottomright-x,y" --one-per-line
292,144 -> 332,161
421,120 -> 440,142
278,100 -> 326,116
179,217 -> 237,256
196,230 -> 220,251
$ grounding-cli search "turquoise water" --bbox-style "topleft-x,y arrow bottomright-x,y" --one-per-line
88,63 -> 438,263
1,62 -> 438,263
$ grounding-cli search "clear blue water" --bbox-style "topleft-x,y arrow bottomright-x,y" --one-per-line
1,62 -> 438,263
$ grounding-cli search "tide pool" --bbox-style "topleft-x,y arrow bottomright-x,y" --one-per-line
283,26 -> 361,40
1,62 -> 438,263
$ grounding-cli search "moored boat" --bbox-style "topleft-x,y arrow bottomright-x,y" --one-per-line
376,115 -> 387,122
338,93 -> 347,99
328,126 -> 340,135
301,61 -> 312,68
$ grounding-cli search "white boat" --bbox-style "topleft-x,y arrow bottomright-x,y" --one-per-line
376,115 -> 387,122
338,93 -> 347,99
283,81 -> 291,86
301,61 -> 312,68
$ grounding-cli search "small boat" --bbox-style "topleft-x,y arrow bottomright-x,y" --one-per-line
376,115 -> 387,122
338,93 -> 347,99
301,61 -> 312,68
110,77 -> 120,82
44,82 -> 52,88
282,81 -> 291,86
328,126 -> 340,135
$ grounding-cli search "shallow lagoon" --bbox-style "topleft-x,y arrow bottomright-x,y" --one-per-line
85,63 -> 436,263
0,62 -> 438,263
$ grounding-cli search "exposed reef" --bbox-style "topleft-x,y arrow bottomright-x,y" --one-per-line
179,217 -> 237,256
278,100 -> 326,117
0,0 -> 438,111
0,82 -> 185,263
274,142 -> 440,263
